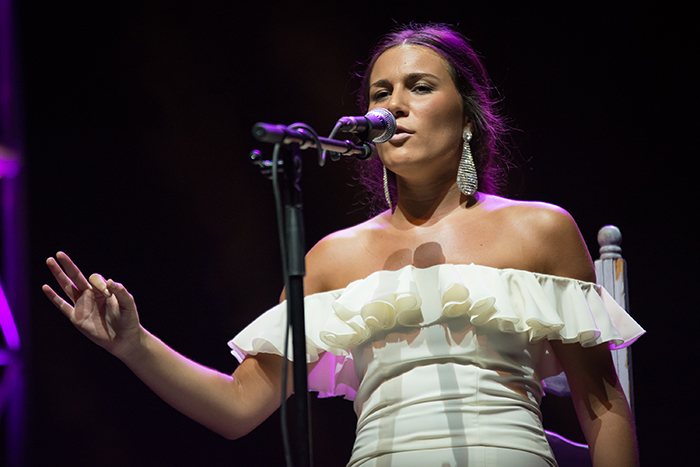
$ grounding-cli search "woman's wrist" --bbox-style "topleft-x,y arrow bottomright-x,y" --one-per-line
113,325 -> 150,364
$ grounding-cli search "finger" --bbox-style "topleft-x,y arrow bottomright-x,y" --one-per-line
46,256 -> 81,302
56,251 -> 91,292
42,284 -> 76,317
89,274 -> 112,298
106,279 -> 136,310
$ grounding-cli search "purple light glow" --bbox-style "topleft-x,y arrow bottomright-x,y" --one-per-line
0,144 -> 20,179
0,0 -> 27,465
0,279 -> 19,350
0,353 -> 20,405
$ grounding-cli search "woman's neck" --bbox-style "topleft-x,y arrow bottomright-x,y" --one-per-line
391,176 -> 467,227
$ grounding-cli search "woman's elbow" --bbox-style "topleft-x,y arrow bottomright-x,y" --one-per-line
211,419 -> 256,441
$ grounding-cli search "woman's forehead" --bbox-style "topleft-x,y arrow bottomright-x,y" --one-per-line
369,44 -> 452,84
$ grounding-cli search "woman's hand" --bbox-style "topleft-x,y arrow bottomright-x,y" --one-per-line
42,251 -> 142,360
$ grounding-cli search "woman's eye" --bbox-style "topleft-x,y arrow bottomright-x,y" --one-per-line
372,90 -> 390,101
413,84 -> 433,94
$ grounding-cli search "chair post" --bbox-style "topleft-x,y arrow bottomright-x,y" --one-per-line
594,225 -> 634,414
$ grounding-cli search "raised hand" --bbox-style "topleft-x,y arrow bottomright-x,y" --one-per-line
42,252 -> 142,359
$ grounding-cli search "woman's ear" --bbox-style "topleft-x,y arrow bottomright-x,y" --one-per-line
463,120 -> 473,136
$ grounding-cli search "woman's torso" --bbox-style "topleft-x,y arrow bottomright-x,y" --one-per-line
301,194 -> 589,466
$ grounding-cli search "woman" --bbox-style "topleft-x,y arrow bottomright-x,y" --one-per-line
43,23 -> 643,467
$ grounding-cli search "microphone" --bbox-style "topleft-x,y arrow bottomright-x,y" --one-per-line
337,108 -> 396,144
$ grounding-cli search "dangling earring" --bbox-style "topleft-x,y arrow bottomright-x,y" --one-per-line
457,129 -> 478,196
383,165 -> 393,211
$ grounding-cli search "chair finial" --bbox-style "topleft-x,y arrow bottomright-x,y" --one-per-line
598,225 -> 622,259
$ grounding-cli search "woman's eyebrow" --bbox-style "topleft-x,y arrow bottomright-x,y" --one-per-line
406,72 -> 440,81
369,78 -> 390,89
369,72 -> 440,88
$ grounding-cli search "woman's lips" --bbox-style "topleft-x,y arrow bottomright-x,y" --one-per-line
390,126 -> 413,142
390,132 -> 411,142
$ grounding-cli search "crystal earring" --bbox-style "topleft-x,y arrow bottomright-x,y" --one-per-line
383,165 -> 393,211
457,129 -> 477,196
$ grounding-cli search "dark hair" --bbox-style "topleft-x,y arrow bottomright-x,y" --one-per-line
355,23 -> 508,213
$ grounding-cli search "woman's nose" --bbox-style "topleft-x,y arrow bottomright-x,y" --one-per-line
387,91 -> 408,118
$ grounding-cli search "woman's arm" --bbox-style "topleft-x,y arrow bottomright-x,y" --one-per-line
551,341 -> 639,467
536,207 -> 639,466
118,328 -> 295,440
42,252 -> 309,440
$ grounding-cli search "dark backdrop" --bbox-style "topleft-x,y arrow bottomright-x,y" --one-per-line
17,2 -> 695,465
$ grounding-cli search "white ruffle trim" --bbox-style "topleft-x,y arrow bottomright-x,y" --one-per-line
228,264 -> 644,399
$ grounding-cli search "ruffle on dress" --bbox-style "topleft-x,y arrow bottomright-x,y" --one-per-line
228,264 -> 644,400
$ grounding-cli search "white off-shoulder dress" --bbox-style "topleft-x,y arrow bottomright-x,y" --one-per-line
229,264 -> 644,467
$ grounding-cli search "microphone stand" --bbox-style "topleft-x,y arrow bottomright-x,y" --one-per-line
250,122 -> 373,467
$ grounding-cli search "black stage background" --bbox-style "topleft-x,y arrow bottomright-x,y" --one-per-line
17,2 -> 695,465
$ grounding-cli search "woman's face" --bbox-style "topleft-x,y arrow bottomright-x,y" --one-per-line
368,44 -> 468,181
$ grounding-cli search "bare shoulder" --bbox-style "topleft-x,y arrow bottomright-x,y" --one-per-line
304,212 -> 389,294
478,194 -> 580,242
479,193 -> 568,220
478,194 -> 595,281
